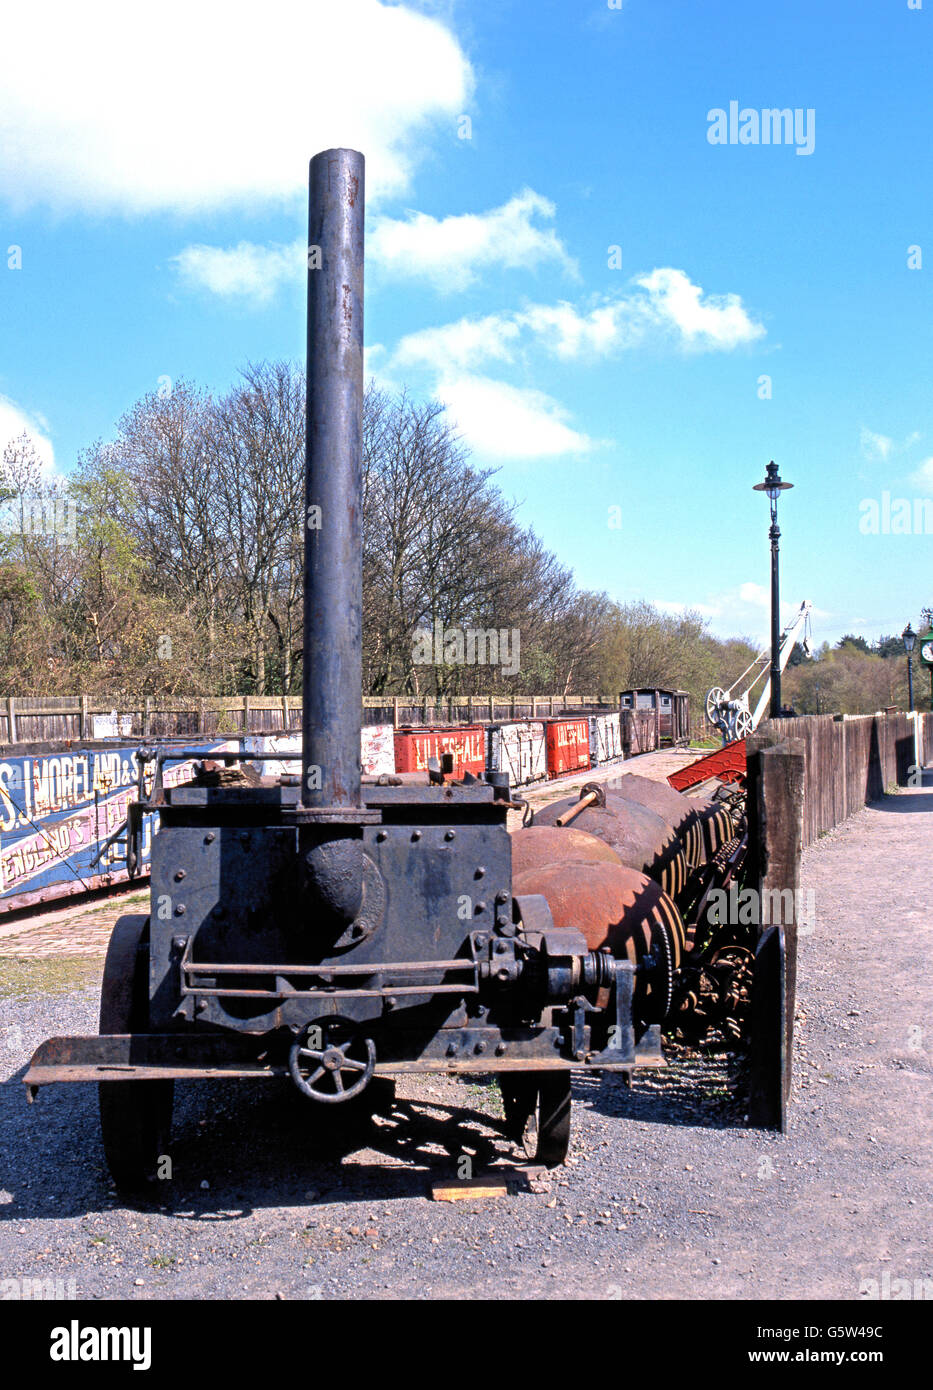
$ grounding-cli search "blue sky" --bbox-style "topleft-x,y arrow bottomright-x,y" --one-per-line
1,0 -> 930,648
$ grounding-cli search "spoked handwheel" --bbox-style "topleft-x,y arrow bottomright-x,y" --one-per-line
734,707 -> 754,739
500,1072 -> 572,1167
98,915 -> 174,1191
706,687 -> 727,725
289,1019 -> 377,1104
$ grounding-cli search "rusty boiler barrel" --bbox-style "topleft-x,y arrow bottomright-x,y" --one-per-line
534,792 -> 688,902
606,773 -> 704,871
511,824 -> 623,877
513,859 -> 685,1021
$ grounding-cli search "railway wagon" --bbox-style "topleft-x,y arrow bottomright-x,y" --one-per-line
544,717 -> 591,777
619,689 -> 690,746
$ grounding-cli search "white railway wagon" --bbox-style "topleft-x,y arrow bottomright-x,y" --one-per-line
486,720 -> 547,788
588,711 -> 623,765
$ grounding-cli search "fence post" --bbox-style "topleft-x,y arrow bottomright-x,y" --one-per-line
746,736 -> 805,1132
7,697 -> 16,744
242,694 -> 250,733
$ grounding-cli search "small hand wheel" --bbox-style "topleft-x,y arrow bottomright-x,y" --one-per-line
289,1020 -> 377,1103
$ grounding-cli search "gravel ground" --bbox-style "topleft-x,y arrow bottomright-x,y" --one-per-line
0,778 -> 930,1301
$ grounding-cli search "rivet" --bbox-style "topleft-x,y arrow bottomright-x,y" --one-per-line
474,901 -> 487,914
204,832 -> 215,844
412,830 -> 422,842
495,890 -> 508,904
376,829 -> 387,841
446,1041 -> 458,1056
444,829 -> 455,841
474,1041 -> 487,1055
174,904 -> 186,916
495,1042 -> 506,1056
474,866 -> 486,879
174,869 -> 186,881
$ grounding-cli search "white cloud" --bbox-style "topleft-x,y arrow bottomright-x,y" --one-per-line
654,586 -> 821,643
517,300 -> 638,358
369,189 -> 576,291
634,269 -> 765,349
172,240 -> 303,304
390,271 -> 764,375
0,1 -> 472,214
0,396 -> 55,473
910,457 -> 933,489
436,375 -> 593,459
393,314 -> 522,372
860,427 -> 893,462
738,581 -> 770,607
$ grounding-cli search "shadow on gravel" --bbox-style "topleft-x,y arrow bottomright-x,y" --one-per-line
576,1051 -> 749,1132
0,1068 -> 520,1220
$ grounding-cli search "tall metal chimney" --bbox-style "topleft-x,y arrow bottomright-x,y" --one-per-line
299,148 -> 366,929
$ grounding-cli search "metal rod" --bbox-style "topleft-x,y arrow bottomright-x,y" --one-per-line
907,652 -> 914,712
303,148 -> 365,810
770,511 -> 781,718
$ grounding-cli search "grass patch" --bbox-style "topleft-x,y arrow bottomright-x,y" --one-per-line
0,956 -> 102,999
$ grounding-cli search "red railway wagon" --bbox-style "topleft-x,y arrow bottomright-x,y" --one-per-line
544,718 -> 590,778
394,725 -> 486,778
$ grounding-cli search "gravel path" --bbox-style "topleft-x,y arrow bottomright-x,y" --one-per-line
0,776 -> 929,1301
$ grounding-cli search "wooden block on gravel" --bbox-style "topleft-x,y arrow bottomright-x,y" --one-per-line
431,1179 -> 509,1202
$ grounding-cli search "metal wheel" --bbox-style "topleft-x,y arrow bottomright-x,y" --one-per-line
734,707 -> 754,739
289,1019 -> 376,1103
98,915 -> 174,1191
706,687 -> 727,725
500,1072 -> 572,1167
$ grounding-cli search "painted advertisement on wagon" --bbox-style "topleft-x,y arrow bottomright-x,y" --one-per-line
0,742 -> 234,909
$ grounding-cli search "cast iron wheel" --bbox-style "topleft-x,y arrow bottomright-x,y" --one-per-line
98,914 -> 174,1191
500,1072 -> 572,1167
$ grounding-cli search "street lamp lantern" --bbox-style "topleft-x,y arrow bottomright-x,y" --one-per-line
902,623 -> 916,712
753,459 -> 794,508
753,461 -> 794,719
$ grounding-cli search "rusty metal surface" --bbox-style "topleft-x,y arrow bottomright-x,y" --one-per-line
512,859 -> 685,1022
534,791 -> 688,901
606,772 -> 704,870
510,824 -> 622,877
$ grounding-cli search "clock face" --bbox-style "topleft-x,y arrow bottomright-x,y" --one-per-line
921,642 -> 933,665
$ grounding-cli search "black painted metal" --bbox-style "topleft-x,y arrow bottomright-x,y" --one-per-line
299,148 -> 367,932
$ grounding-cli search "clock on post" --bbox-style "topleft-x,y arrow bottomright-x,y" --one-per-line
918,627 -> 933,712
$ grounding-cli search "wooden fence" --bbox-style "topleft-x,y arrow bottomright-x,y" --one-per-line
0,693 -> 614,746
753,710 -> 925,847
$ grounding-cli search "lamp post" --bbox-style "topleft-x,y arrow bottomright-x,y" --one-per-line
753,461 -> 794,719
902,623 -> 916,713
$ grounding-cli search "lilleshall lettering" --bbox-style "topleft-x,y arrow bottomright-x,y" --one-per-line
707,102 -> 816,156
